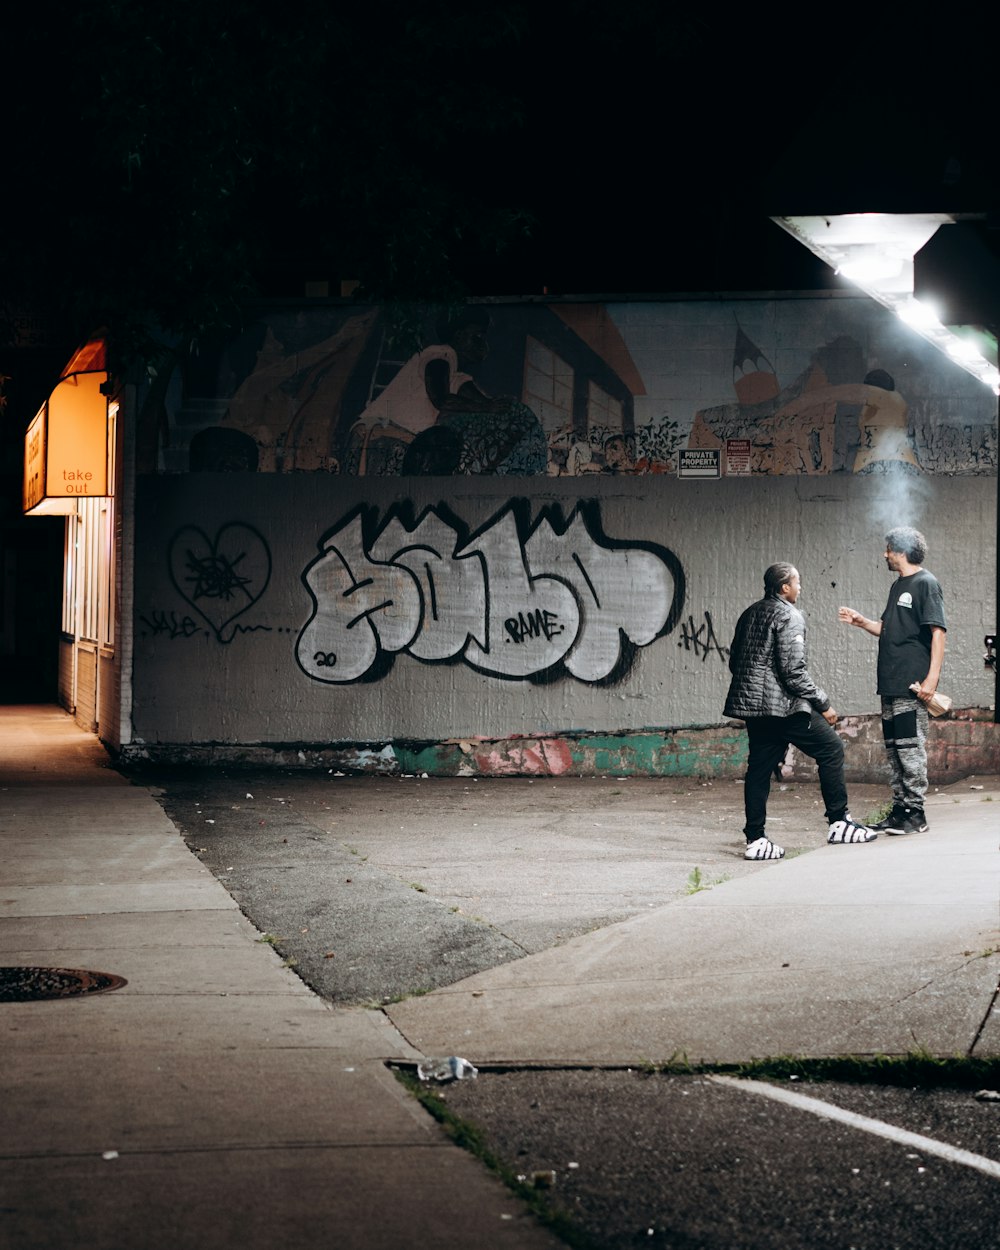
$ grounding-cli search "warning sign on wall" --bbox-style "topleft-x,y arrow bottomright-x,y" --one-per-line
677,449 -> 721,479
725,439 -> 752,475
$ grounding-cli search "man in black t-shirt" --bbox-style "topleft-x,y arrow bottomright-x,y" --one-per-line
839,528 -> 946,835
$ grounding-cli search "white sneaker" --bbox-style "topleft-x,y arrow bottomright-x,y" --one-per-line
827,817 -> 877,844
744,836 -> 785,860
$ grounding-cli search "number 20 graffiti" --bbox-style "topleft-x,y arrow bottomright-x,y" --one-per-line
296,500 -> 685,684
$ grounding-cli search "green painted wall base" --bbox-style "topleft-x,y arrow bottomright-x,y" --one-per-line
117,711 -> 1000,782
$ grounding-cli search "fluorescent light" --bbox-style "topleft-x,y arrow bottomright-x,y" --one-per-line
772,214 -> 999,391
946,337 -> 981,361
838,253 -> 906,283
897,298 -> 942,329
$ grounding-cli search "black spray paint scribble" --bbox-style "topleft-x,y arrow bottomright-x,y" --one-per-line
296,500 -> 685,684
166,523 -> 272,643
677,611 -> 729,663
138,610 -> 203,640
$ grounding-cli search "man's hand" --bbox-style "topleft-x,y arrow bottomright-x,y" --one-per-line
822,708 -> 838,725
838,607 -> 881,636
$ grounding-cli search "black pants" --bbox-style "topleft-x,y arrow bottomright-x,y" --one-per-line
743,712 -> 848,840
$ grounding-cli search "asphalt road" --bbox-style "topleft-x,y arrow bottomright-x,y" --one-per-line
136,768 -> 1000,1249
437,1069 -> 1000,1250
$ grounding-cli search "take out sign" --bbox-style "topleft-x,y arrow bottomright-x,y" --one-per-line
23,371 -> 109,514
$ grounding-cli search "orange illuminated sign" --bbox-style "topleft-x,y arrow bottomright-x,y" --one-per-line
23,370 -> 110,515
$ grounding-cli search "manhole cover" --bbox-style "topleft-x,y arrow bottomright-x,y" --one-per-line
0,966 -> 128,1002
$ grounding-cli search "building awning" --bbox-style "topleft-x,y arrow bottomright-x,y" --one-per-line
23,337 -> 111,516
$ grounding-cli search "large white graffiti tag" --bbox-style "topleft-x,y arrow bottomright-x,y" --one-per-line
296,501 -> 684,684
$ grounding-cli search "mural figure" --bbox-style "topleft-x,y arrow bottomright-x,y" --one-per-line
849,369 -> 920,473
604,430 -> 674,474
732,321 -> 780,405
546,421 -> 676,476
218,312 -> 378,472
690,327 -> 922,474
546,430 -> 604,476
346,309 -> 547,476
296,501 -> 684,684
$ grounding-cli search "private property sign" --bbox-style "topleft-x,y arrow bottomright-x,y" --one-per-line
725,438 -> 752,475
677,448 -> 720,478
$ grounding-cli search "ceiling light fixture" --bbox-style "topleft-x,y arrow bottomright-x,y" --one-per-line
772,213 -> 999,393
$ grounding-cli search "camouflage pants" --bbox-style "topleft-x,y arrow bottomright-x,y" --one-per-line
881,695 -> 929,811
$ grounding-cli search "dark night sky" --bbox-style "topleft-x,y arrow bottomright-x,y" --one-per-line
2,8 -> 997,362
478,20 -> 998,296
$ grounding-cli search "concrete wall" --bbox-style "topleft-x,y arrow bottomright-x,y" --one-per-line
129,473 -> 996,754
122,294 -> 998,774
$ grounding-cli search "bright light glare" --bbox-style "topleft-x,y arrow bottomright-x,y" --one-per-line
837,255 -> 905,283
946,338 -> 982,361
897,299 -> 942,328
774,218 -> 998,393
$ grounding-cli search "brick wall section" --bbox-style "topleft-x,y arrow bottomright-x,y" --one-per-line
786,710 -> 1000,785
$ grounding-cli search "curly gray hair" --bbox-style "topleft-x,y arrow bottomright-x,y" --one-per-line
885,527 -> 927,564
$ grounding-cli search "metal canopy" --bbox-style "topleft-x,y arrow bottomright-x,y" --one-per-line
772,213 -> 999,393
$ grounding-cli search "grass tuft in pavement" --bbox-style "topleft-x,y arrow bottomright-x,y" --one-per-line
727,1052 -> 1000,1089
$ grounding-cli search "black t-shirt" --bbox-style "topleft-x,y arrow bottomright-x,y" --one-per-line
877,569 -> 947,697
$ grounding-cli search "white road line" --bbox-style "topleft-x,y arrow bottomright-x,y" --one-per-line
708,1076 -> 1000,1181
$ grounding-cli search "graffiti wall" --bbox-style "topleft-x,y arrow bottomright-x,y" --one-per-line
294,501 -> 684,685
133,472 -> 996,750
130,294 -> 996,759
159,296 -> 997,480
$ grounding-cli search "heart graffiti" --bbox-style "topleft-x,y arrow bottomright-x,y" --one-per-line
168,523 -> 272,642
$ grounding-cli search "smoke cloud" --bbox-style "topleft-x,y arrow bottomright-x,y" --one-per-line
863,464 -> 932,538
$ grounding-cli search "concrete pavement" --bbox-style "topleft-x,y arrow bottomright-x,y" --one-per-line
0,706 -> 561,1250
1,704 -> 997,1249
389,795 -> 1000,1064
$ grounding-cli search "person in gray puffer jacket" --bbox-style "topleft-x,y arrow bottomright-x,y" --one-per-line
725,562 -> 876,860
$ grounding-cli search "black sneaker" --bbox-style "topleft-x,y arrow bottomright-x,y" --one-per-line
871,805 -> 907,833
888,809 -> 929,836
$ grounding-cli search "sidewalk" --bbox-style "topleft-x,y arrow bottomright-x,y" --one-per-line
389,786 -> 1000,1064
1,706 -> 997,1249
0,707 -> 561,1250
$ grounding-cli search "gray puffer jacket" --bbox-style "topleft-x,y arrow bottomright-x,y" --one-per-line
724,593 -> 830,720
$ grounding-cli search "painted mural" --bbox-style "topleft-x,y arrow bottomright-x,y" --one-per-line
688,329 -> 922,474
159,299 -> 997,478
